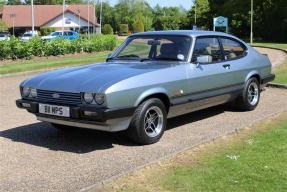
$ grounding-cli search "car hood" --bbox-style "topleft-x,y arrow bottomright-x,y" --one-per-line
21,61 -> 173,93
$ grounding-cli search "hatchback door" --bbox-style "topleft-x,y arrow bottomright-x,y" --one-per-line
186,36 -> 243,102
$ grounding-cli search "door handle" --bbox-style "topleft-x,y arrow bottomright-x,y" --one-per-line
223,64 -> 231,69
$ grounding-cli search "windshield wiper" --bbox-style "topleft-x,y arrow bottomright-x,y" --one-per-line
116,54 -> 140,59
154,57 -> 182,61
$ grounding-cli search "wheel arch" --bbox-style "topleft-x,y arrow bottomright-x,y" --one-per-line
245,70 -> 261,84
134,88 -> 171,112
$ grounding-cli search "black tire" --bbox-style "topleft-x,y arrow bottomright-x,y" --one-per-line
127,98 -> 167,145
51,123 -> 75,131
234,77 -> 260,111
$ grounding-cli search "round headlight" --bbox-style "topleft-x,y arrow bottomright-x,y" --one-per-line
95,94 -> 105,105
30,88 -> 37,97
22,87 -> 31,97
83,93 -> 94,104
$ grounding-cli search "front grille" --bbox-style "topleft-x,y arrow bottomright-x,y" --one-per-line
37,89 -> 82,105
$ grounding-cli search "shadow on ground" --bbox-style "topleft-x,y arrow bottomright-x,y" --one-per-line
0,105 -> 231,154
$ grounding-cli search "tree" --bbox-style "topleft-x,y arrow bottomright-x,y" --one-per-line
133,19 -> 144,33
0,20 -> 8,32
114,0 -> 153,32
119,24 -> 129,36
187,0 -> 211,30
152,5 -> 187,30
102,24 -> 113,35
95,1 -> 115,32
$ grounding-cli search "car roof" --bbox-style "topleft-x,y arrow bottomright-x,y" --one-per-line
55,30 -> 75,33
131,30 -> 247,45
132,30 -> 235,38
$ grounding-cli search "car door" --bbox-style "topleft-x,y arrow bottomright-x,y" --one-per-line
186,36 -> 243,102
219,37 -> 249,85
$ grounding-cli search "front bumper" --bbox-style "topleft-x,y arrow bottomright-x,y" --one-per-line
16,99 -> 136,132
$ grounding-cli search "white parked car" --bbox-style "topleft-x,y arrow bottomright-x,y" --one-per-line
0,32 -> 11,41
21,31 -> 38,42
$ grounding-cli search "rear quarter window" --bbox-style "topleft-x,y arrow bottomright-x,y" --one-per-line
220,38 -> 247,60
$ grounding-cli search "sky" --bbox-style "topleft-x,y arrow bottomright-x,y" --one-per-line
108,0 -> 193,9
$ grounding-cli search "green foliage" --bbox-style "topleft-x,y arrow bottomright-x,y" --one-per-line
133,20 -> 144,33
187,0 -> 211,30
40,27 -> 56,36
114,0 -> 153,32
96,2 -> 116,31
152,5 -> 187,30
207,0 -> 287,42
0,35 -> 117,60
118,24 -> 129,36
102,24 -> 114,35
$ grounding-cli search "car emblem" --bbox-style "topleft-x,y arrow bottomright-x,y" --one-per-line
52,93 -> 60,99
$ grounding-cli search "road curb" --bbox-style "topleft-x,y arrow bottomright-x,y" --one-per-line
267,83 -> 287,89
252,45 -> 287,54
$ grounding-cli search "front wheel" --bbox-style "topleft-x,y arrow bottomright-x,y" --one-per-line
127,98 -> 167,145
235,77 -> 260,111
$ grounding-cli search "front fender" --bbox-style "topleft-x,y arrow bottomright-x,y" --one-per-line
134,87 -> 170,107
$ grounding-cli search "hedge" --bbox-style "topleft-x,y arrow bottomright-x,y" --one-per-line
0,35 -> 117,60
103,24 -> 114,35
119,24 -> 129,36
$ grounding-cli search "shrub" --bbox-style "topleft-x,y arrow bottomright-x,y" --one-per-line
0,40 -> 11,59
133,20 -> 144,33
103,24 -> 114,35
40,27 -> 56,36
119,24 -> 129,36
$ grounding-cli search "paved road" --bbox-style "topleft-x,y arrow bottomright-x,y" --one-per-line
254,47 -> 286,67
1,48 -> 286,192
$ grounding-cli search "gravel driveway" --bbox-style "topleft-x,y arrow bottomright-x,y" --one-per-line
1,48 -> 286,192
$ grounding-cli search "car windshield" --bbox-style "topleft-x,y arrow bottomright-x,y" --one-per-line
23,34 -> 32,37
113,35 -> 192,62
50,32 -> 62,36
0,34 -> 6,37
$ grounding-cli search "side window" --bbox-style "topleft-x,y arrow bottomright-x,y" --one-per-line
192,37 -> 222,63
221,38 -> 246,60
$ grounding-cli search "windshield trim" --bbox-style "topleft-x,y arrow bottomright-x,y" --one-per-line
110,35 -> 193,63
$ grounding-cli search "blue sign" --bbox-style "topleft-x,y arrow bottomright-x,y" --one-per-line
213,16 -> 228,27
65,18 -> 72,24
213,16 -> 228,33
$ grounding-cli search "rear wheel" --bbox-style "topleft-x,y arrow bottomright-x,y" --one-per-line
235,77 -> 260,111
127,98 -> 167,145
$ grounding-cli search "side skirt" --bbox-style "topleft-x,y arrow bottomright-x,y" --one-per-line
168,88 -> 243,118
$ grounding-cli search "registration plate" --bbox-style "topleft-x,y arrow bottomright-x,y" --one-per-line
39,104 -> 70,117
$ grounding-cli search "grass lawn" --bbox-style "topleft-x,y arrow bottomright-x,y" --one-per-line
253,42 -> 287,51
104,113 -> 287,192
0,53 -> 108,75
273,60 -> 287,84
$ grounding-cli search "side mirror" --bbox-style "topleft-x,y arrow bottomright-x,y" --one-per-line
196,55 -> 212,64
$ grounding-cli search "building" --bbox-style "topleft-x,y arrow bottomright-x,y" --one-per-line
0,4 -> 100,36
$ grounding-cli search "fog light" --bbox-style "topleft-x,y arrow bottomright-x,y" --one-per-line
22,103 -> 31,108
84,111 -> 98,117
